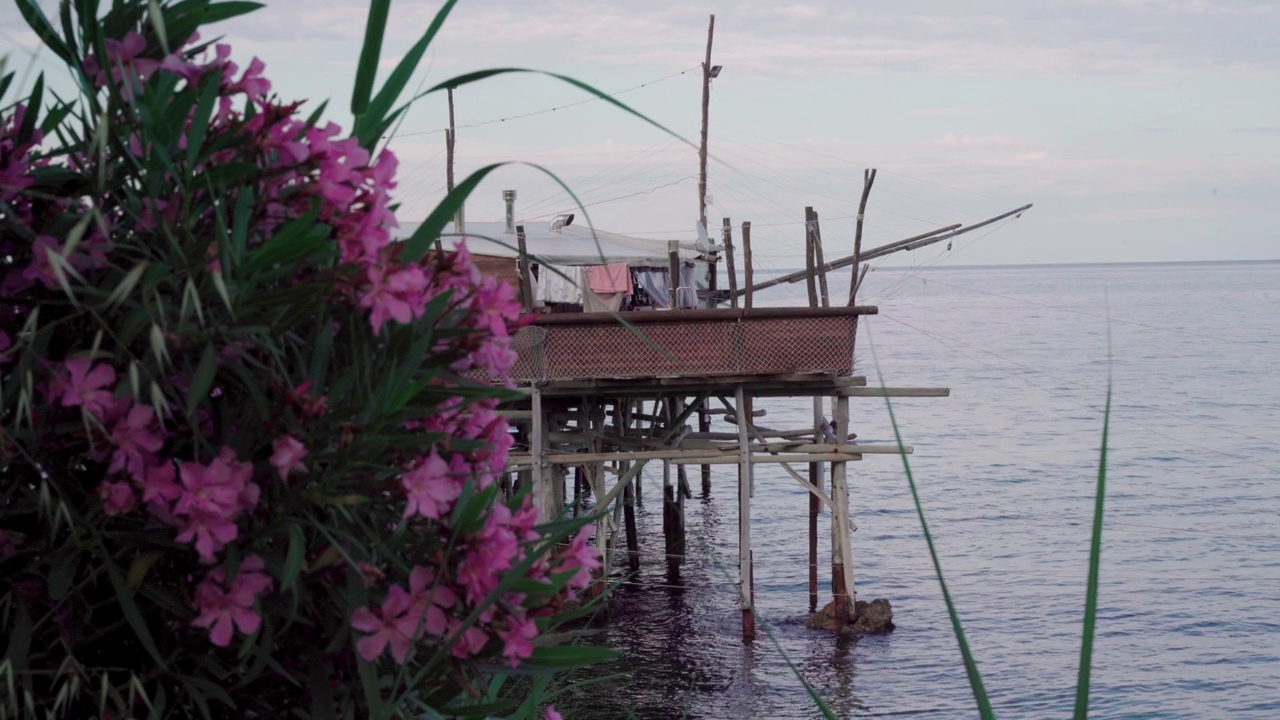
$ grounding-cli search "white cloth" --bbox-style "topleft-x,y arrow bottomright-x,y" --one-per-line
538,263 -> 581,304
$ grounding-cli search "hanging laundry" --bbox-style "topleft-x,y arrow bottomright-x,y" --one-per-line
586,262 -> 633,294
581,266 -> 624,312
676,262 -> 700,308
538,263 -> 582,305
635,269 -> 670,309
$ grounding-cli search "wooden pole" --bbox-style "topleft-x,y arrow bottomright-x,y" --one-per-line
735,385 -> 755,640
623,478 -> 640,575
853,263 -> 871,301
446,87 -> 456,193
812,209 -> 830,307
849,169 -> 877,306
572,466 -> 583,517
516,225 -> 534,312
741,221 -> 754,310
697,14 -> 716,234
531,387 -> 551,523
722,217 -> 738,309
831,395 -> 855,622
804,207 -> 818,306
667,240 -> 680,309
727,204 -> 1041,298
809,402 -> 823,613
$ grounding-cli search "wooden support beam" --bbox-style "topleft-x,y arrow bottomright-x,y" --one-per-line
741,221 -> 753,310
809,397 -> 823,613
516,225 -> 535,312
531,387 -> 553,523
804,207 -> 818,307
668,240 -> 680,309
722,217 -> 738,309
831,395 -> 856,623
812,209 -> 830,308
849,169 -> 877,306
735,386 -> 755,640
623,477 -> 640,575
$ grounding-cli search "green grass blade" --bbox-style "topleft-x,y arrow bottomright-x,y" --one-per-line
1073,384 -> 1111,719
351,0 -> 392,116
866,324 -> 996,720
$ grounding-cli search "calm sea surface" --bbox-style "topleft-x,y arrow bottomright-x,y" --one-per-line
558,261 -> 1280,719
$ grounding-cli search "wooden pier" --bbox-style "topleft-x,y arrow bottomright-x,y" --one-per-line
498,305 -> 949,639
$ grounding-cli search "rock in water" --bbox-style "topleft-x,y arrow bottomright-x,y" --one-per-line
806,598 -> 895,633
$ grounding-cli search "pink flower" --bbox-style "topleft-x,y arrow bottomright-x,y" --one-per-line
446,618 -> 490,659
544,707 -> 562,720
60,358 -> 117,419
350,586 -> 418,664
192,555 -> 274,647
359,264 -> 427,333
140,462 -> 182,506
401,451 -> 459,520
108,404 -> 165,481
97,480 -> 137,516
172,447 -> 258,562
405,565 -> 457,637
497,614 -> 538,668
269,434 -> 308,482
557,525 -> 602,592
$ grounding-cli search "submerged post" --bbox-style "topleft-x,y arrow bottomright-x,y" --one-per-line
735,386 -> 756,640
830,395 -> 856,621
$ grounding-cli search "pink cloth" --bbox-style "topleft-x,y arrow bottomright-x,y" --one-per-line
586,263 -> 632,294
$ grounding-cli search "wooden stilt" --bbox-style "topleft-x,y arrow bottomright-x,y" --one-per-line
623,475 -> 640,576
830,395 -> 856,623
735,386 -> 756,640
572,466 -> 583,517
531,387 -> 554,523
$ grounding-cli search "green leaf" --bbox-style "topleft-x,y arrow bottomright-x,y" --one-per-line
48,550 -> 79,600
2,604 -> 33,669
354,0 -> 459,148
244,212 -> 328,275
525,644 -> 617,669
99,541 -> 169,671
867,330 -> 995,720
231,186 -> 253,268
127,550 -> 165,589
201,1 -> 263,24
351,0 -> 392,116
16,73 -> 43,145
186,68 -> 223,167
186,344 -> 218,418
14,0 -> 74,64
282,524 -> 307,591
1073,385 -> 1111,720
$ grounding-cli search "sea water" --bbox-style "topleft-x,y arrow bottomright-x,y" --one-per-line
560,261 -> 1279,719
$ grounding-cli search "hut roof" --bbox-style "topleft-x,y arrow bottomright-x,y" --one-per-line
395,220 -> 701,267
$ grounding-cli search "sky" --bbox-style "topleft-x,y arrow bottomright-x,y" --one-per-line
4,0 -> 1279,266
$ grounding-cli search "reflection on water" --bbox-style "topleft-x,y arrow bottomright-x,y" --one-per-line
555,263 -> 1280,719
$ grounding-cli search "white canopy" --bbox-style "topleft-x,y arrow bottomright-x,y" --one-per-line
394,220 -> 702,267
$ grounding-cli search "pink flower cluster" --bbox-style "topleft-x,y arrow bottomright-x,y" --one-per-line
192,555 -> 274,646
351,565 -> 458,664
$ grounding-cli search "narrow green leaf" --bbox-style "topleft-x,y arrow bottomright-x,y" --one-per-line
231,187 -> 253,268
186,344 -> 218,418
127,550 -> 165,589
16,73 -> 43,144
186,69 -> 224,167
105,261 -> 149,308
2,605 -> 33,668
356,0 -> 459,147
14,0 -> 74,64
1073,385 -> 1111,720
866,326 -> 995,720
99,542 -> 168,671
281,525 -> 307,591
351,0 -> 392,116
48,551 -> 79,600
243,212 -> 327,275
201,1 -> 264,24
0,72 -> 13,105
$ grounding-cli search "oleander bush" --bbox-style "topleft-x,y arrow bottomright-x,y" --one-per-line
0,1 -> 600,717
